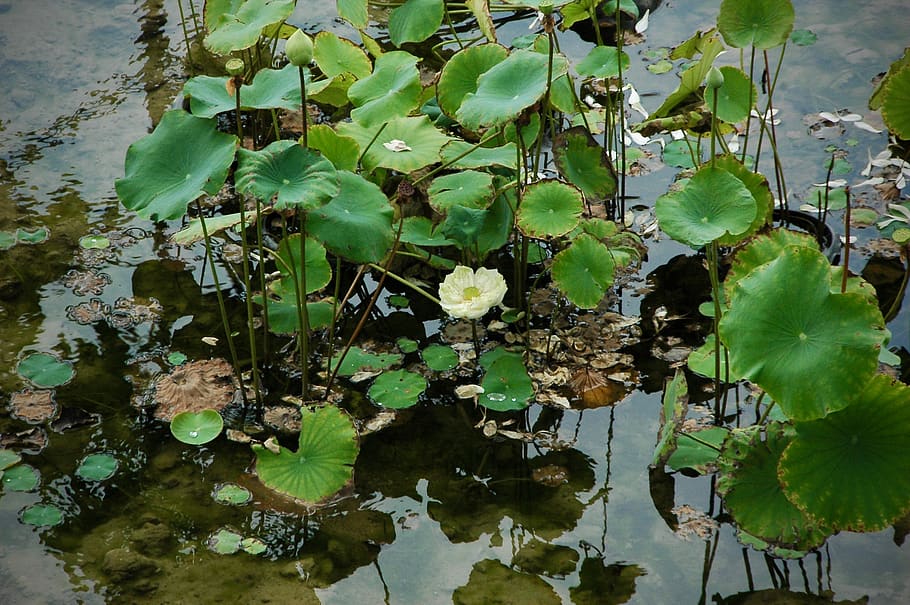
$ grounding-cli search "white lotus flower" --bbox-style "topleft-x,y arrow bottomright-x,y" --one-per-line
439,266 -> 507,320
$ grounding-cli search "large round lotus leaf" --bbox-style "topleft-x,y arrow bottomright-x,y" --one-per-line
687,338 -> 740,382
20,504 -> 64,527
517,180 -> 583,238
274,235 -> 332,295
717,424 -> 830,550
421,344 -> 459,371
170,410 -> 224,445
428,171 -> 495,213
654,165 -> 757,248
389,0 -> 444,46
652,369 -> 688,468
253,405 -> 359,503
213,483 -> 253,505
723,229 -> 817,303
115,110 -> 237,221
576,45 -> 631,79
399,217 -> 456,247
456,49 -> 568,131
704,66 -> 756,124
338,115 -> 451,173
314,31 -> 371,78
255,283 -> 332,334
336,0 -> 368,28
307,171 -> 394,263
478,347 -> 533,412
442,205 -> 488,248
440,140 -> 518,170
203,0 -> 294,53
307,125 -> 360,172
551,235 -> 615,309
2,464 -> 39,492
75,454 -> 118,481
667,426 -> 728,474
368,370 -> 427,409
881,65 -> 910,140
235,140 -> 339,211
348,51 -> 421,126
453,559 -> 560,605
719,247 -> 885,421
331,346 -> 403,376
717,0 -> 794,49
779,375 -> 910,532
711,154 -> 773,246
552,127 -> 617,201
437,44 -> 508,119
17,352 -> 74,388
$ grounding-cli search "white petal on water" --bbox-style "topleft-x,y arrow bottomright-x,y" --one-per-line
854,121 -> 883,133
812,179 -> 847,188
635,9 -> 650,34
853,177 -> 885,188
819,111 -> 841,122
840,113 -> 863,122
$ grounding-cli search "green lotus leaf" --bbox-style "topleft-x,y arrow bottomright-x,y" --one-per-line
75,453 -> 118,481
441,204 -> 487,247
476,188 -> 516,258
551,234 -> 615,309
183,64 -> 330,119
389,0 -> 444,46
235,140 -> 338,211
274,234 -> 332,295
79,235 -> 111,249
309,72 -> 357,107
667,427 -> 727,474
456,49 -> 568,131
16,227 -> 49,245
552,126 -> 617,201
453,559 -> 560,605
428,171 -> 495,213
2,464 -> 39,492
17,352 -> 74,388
253,405 -> 359,503
308,171 -> 394,263
0,449 -> 20,472
723,229 -> 818,303
529,36 -> 576,114
652,369 -> 688,468
421,344 -> 459,371
336,0 -> 368,29
203,0 -> 295,54
517,180 -> 584,238
719,246 -> 885,421
870,47 -> 910,111
171,212 -> 254,246
368,369 -> 427,409
20,504 -> 64,527
332,346 -> 403,376
465,0 -> 496,41
790,28 -> 817,46
704,66 -> 756,124
717,0 -> 794,49
437,43 -> 509,119
478,347 -> 533,411
307,124 -> 360,171
170,410 -> 224,445
255,282 -> 333,334
717,424 -> 830,550
338,115 -> 452,173
313,31 -> 371,79
208,527 -> 243,554
662,140 -> 699,168
881,65 -> 910,140
397,338 -> 419,354
440,140 -> 518,170
650,35 -> 724,119
576,45 -> 631,79
686,337 -> 739,381
116,110 -> 237,221
348,51 -> 421,126
399,216 -> 457,247
711,154 -> 773,246
213,482 -> 253,505
0,231 -> 15,250
779,375 -> 910,532
240,537 -> 267,555
654,165 -> 757,248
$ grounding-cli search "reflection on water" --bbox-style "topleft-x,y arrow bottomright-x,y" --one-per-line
1,0 -> 909,603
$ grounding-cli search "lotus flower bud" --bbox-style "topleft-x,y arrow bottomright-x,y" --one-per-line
706,66 -> 724,90
286,29 -> 314,67
225,58 -> 244,77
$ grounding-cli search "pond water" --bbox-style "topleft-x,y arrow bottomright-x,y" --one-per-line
1,0 -> 909,603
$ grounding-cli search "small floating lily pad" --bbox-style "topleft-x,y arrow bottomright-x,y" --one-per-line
17,353 -> 75,388
0,449 -> 20,473
20,504 -> 64,527
421,344 -> 459,372
76,454 -> 118,481
208,528 -> 243,554
368,370 -> 427,409
332,346 -> 403,376
478,347 -> 533,411
170,409 -> 224,445
396,338 -> 419,354
213,483 -> 253,506
79,235 -> 111,249
240,537 -> 267,555
167,351 -> 188,366
2,464 -> 39,492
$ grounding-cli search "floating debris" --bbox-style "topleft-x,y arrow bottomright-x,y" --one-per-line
9,389 -> 58,424
62,269 -> 112,296
152,358 -> 236,421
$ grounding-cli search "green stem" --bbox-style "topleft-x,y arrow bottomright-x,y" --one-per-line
298,226 -> 310,397
298,66 -> 308,147
707,241 -> 724,423
366,263 -> 441,305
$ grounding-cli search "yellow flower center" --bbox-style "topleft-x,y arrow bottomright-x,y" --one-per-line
462,286 -> 482,300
